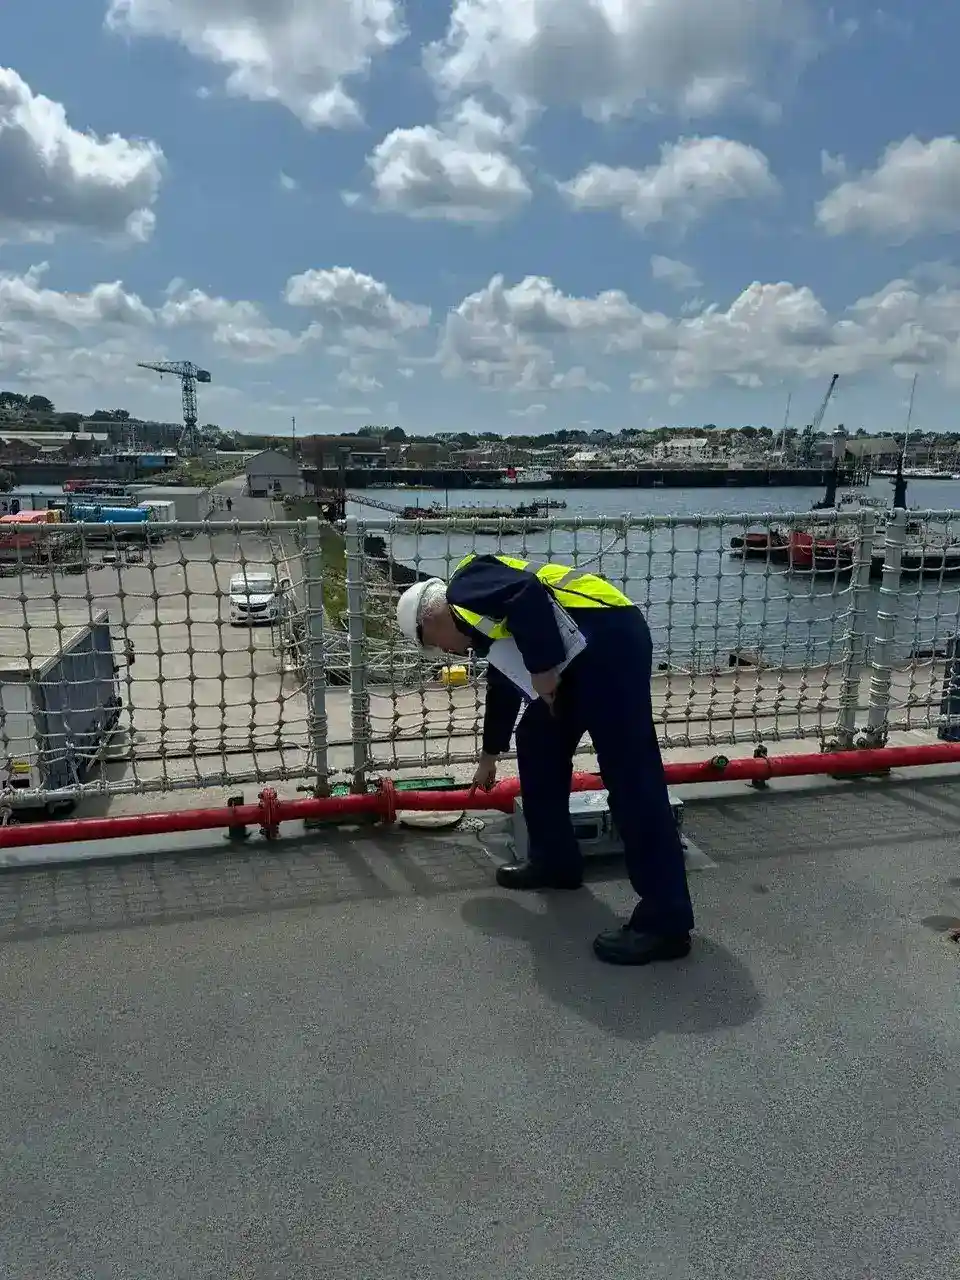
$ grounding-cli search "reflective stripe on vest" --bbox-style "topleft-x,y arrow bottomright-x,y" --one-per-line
450,608 -> 510,639
450,553 -> 632,639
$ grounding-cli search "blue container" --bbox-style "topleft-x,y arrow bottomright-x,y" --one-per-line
70,505 -> 148,523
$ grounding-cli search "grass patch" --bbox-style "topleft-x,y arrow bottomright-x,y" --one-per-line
174,460 -> 242,487
317,522 -> 348,624
282,498 -> 324,519
282,502 -> 391,639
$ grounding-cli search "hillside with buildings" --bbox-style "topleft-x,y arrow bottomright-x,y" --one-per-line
3,387 -> 960,490
297,423 -> 960,479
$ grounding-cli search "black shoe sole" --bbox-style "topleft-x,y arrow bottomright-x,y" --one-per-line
495,869 -> 583,891
592,937 -> 692,966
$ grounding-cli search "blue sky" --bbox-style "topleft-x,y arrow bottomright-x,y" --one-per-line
1,1 -> 959,437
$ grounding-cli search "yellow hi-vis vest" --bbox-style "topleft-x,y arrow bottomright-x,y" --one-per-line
449,553 -> 633,640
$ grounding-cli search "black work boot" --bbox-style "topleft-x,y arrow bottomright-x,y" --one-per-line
496,860 -> 583,891
592,923 -> 692,966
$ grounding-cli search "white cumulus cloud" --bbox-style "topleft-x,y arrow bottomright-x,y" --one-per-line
156,283 -> 320,358
439,274 -> 643,390
819,149 -> 846,178
428,0 -> 810,121
364,98 -> 530,222
0,267 -> 333,395
0,265 -> 154,328
460,273 -> 643,334
337,367 -> 383,393
550,366 -> 610,391
628,278 -> 960,390
0,267 -> 160,394
0,66 -> 163,242
213,322 -> 317,361
284,266 -> 430,335
9,262 -> 960,423
159,285 -> 263,327
816,136 -> 960,241
560,137 -> 778,231
651,255 -> 702,291
438,271 -> 960,395
106,0 -> 404,127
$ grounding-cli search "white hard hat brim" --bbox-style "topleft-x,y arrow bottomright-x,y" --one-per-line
396,577 -> 446,647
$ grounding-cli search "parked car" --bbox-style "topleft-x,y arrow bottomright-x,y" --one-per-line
228,571 -> 290,625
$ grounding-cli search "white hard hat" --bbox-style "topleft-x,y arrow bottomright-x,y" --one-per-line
396,578 -> 445,647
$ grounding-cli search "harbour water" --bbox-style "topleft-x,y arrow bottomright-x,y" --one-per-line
348,478 -> 960,668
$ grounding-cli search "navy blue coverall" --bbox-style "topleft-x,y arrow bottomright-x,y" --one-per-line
447,556 -> 695,934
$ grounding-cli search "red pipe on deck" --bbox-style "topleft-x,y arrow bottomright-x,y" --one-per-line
2,742 -> 960,850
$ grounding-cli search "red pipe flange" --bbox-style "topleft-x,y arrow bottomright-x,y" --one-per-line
379,777 -> 398,825
258,787 -> 281,839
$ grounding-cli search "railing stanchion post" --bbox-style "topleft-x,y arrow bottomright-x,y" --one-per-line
303,517 -> 329,790
865,507 -> 908,746
345,516 -> 370,794
832,510 -> 876,749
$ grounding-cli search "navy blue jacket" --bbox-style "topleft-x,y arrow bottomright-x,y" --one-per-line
446,555 -> 568,755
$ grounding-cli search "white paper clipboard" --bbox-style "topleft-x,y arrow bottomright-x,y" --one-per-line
485,601 -> 587,700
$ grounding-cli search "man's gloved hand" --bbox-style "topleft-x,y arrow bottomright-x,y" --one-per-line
470,752 -> 498,794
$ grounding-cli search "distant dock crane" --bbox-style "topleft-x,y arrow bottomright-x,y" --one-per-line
137,360 -> 211,457
798,373 -> 839,466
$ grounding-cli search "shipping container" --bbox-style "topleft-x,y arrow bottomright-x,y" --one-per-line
138,499 -> 177,522
64,480 -> 127,495
70,505 -> 148,524
67,504 -> 151,543
128,486 -> 212,525
0,609 -> 122,811
65,493 -> 138,508
0,511 -> 76,564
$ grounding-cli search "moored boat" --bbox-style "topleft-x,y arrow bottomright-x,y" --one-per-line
787,469 -> 960,578
729,528 -> 792,561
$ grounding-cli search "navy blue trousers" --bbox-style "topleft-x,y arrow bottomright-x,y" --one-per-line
515,607 -> 695,934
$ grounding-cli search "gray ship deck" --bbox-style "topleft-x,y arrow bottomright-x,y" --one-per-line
0,770 -> 958,1279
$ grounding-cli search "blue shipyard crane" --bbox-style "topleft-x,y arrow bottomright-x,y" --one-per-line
137,360 -> 212,456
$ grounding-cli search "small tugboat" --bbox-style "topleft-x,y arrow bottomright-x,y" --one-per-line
727,463 -> 844,564
499,466 -> 554,487
398,497 -> 564,535
729,526 -> 793,562
788,463 -> 960,579
730,375 -> 842,561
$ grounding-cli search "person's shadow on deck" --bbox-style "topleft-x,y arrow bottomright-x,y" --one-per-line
460,890 -> 761,1043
